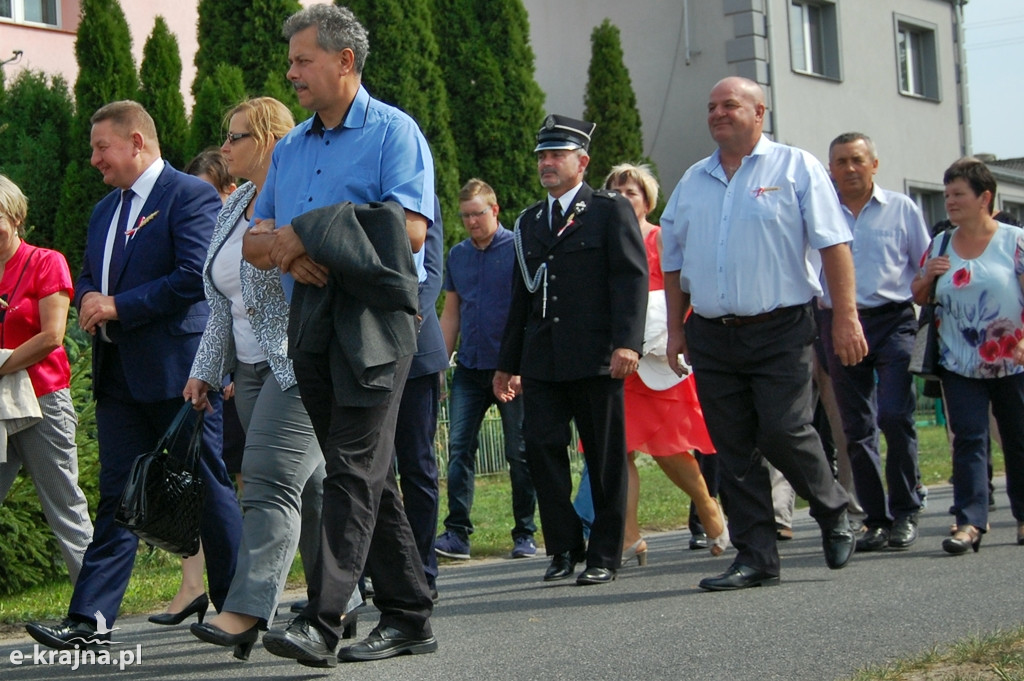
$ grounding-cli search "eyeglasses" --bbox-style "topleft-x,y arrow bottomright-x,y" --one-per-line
226,132 -> 253,144
459,208 -> 490,220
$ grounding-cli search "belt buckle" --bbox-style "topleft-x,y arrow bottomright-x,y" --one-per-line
719,315 -> 737,326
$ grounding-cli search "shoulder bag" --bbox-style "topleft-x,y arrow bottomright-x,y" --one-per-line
908,230 -> 952,380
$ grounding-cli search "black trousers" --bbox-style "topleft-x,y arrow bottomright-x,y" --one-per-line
293,352 -> 432,648
686,304 -> 848,576
521,375 -> 628,570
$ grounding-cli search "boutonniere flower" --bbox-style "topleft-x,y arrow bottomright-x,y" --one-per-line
125,210 -> 159,238
557,200 -> 588,237
752,186 -> 780,198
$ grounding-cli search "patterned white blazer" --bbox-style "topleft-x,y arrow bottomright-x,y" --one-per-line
188,182 -> 296,390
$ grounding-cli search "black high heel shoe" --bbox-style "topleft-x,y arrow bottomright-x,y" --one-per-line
190,621 -> 261,661
148,593 -> 209,625
942,524 -> 982,555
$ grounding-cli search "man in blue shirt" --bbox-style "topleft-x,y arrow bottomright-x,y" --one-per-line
661,77 -> 868,591
434,179 -> 538,561
820,132 -> 931,552
245,4 -> 436,667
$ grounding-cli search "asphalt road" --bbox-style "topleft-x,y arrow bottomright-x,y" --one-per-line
2,479 -> 1021,681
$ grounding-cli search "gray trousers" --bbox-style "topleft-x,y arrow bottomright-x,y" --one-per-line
222,362 -> 327,624
0,389 -> 93,583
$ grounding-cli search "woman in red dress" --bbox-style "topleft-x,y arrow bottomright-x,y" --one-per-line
604,164 -> 728,564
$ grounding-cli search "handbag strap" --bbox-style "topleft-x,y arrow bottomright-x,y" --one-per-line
160,402 -> 205,472
928,230 -> 953,303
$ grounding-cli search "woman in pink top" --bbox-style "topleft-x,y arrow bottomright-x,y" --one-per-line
0,174 -> 93,582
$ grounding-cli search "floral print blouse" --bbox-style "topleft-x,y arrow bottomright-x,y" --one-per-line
924,222 -> 1024,379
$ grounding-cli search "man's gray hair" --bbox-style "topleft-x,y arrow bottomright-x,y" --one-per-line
829,132 -> 877,160
283,4 -> 370,74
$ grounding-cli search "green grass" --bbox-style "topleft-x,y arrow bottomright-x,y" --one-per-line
0,424 -> 999,625
843,624 -> 1024,680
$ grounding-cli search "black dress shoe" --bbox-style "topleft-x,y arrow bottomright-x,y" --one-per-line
262,616 -> 337,668
543,548 -> 585,582
576,566 -> 616,585
888,516 -> 918,549
698,563 -> 779,591
289,599 -> 307,614
337,625 -> 438,662
149,593 -> 209,625
855,526 -> 890,552
26,618 -> 110,650
689,533 -> 709,550
190,621 -> 260,660
822,512 -> 856,569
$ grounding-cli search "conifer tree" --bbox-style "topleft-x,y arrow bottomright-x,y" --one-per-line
139,17 -> 189,169
193,0 -> 247,96
477,0 -> 546,213
582,19 -> 644,188
53,0 -> 139,272
344,0 -> 460,247
189,64 -> 247,156
240,0 -> 301,104
0,71 -> 74,249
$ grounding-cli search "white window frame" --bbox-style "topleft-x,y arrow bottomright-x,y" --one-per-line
906,183 -> 946,231
0,0 -> 60,28
894,14 -> 940,101
788,0 -> 841,81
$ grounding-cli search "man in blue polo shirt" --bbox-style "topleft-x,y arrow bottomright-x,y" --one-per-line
434,179 -> 538,561
244,4 -> 437,668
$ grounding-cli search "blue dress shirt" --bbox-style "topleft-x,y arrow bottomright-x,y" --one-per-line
443,227 -> 517,370
661,135 -> 851,318
818,183 -> 931,309
254,85 -> 435,299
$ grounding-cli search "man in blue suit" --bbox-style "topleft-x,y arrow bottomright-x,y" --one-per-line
26,101 -> 242,649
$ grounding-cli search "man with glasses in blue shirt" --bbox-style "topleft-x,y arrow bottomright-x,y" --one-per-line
435,178 -> 538,562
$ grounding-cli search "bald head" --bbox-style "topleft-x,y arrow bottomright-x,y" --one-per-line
707,77 -> 766,157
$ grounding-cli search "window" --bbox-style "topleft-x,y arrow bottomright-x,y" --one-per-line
999,201 -> 1024,225
895,16 -> 939,100
908,187 -> 946,232
789,1 -> 840,80
0,0 -> 58,26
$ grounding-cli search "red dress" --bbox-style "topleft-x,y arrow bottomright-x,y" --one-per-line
624,227 -> 715,455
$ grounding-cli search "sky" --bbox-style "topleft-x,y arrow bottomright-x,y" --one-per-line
963,0 -> 1024,159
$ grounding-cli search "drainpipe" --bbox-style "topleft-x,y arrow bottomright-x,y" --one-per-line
953,0 -> 971,156
763,1 -> 779,139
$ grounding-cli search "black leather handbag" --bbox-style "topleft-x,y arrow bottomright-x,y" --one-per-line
115,402 -> 205,557
909,231 -> 952,381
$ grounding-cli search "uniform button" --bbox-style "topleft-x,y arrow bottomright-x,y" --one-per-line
308,197 -> 313,202
548,255 -> 554,261
550,274 -> 557,281
553,317 -> 560,323
551,296 -> 558,302
316,169 -> 322,175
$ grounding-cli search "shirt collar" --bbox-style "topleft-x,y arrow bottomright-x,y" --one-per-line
129,158 -> 164,205
309,85 -> 371,137
703,134 -> 774,180
549,182 -> 583,213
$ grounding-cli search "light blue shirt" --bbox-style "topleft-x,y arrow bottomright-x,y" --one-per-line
661,135 -> 850,318
819,183 -> 930,309
254,85 -> 435,299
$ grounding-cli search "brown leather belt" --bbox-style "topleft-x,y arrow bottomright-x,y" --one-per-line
699,304 -> 803,327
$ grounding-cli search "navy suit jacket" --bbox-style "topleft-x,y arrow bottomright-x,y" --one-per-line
410,196 -> 448,379
75,163 -> 222,402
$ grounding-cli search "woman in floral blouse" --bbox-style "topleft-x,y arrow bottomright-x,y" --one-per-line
913,157 -> 1024,554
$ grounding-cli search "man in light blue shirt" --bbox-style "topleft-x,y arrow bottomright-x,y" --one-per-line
245,4 -> 437,668
661,77 -> 868,591
819,132 -> 931,552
